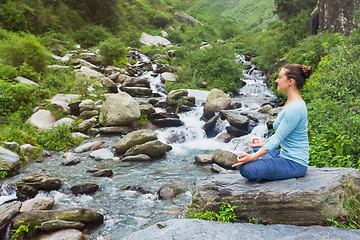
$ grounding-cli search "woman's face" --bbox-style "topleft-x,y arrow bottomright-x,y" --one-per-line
275,68 -> 290,92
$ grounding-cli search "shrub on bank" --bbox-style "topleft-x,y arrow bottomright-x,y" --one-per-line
99,37 -> 127,66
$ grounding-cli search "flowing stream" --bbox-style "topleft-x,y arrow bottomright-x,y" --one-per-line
0,59 -> 279,239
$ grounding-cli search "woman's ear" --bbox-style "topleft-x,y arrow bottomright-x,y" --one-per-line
289,78 -> 295,86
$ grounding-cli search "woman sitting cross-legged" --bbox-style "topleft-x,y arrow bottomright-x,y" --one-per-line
232,64 -> 313,181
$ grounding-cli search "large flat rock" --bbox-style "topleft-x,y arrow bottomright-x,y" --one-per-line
188,167 -> 360,225
123,219 -> 360,240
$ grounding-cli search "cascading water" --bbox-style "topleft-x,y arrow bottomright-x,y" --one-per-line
0,55 -> 279,239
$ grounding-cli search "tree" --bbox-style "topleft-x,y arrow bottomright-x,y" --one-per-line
274,0 -> 318,21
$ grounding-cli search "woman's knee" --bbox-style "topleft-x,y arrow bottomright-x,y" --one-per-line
239,164 -> 257,180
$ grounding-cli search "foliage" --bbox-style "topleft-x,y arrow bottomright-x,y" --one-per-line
11,224 -> 42,240
40,31 -> 77,51
0,32 -> 50,73
0,171 -> 8,179
249,217 -> 264,225
152,14 -> 170,28
138,114 -> 148,126
74,24 -> 112,48
141,45 -> 165,58
187,202 -> 238,223
274,0 -> 318,21
37,123 -> 82,151
175,44 -> 243,92
99,37 -> 128,66
326,182 -> 360,229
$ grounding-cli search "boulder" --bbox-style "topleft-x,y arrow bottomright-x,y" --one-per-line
79,99 -> 95,112
13,208 -> 104,228
212,149 -> 238,170
140,32 -> 172,46
98,126 -> 132,135
139,104 -> 156,116
115,74 -> 133,84
2,142 -> 20,152
29,229 -> 85,240
215,132 -> 234,143
20,197 -> 55,213
61,156 -> 80,166
0,201 -> 21,232
188,167 -> 360,226
92,169 -> 113,177
99,93 -> 141,126
161,72 -> 177,82
115,129 -> 157,155
157,182 -> 188,200
77,66 -> 104,78
194,155 -> 213,164
28,110 -> 57,131
226,125 -> 249,137
258,104 -> 273,114
151,118 -> 183,128
78,117 -> 98,132
122,154 -> 152,162
122,77 -> 150,88
50,94 -> 81,115
79,110 -> 98,119
55,118 -> 75,128
100,77 -> 118,93
203,89 -> 231,120
89,149 -> 114,161
0,146 -> 20,172
16,174 -> 62,200
71,183 -> 99,195
124,140 -> 171,159
167,89 -> 188,100
15,76 -> 40,87
203,113 -> 219,137
74,141 -> 102,153
123,219 -> 360,240
121,87 -> 153,97
221,110 -> 250,129
174,12 -> 202,27
41,220 -> 84,232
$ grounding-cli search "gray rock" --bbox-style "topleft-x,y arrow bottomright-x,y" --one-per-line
0,201 -> 21,232
123,219 -> 360,240
50,94 -> 81,115
139,104 -> 156,116
212,149 -> 238,170
115,74 -> 133,84
100,77 -> 118,93
74,141 -> 102,153
211,163 -> 230,173
203,89 -> 231,120
203,113 -> 219,137
121,86 -> 152,97
71,132 -> 89,139
98,126 -> 132,135
55,117 -> 75,128
61,156 -> 81,166
174,12 -> 202,26
151,118 -> 183,128
0,146 -> 20,171
2,142 -> 20,152
99,92 -> 140,126
115,129 -> 157,155
122,154 -> 152,162
79,110 -> 98,119
71,183 -> 99,195
20,144 -> 34,156
89,149 -> 114,160
92,169 -> 113,177
194,154 -> 213,164
77,117 -> 98,132
258,104 -> 273,114
79,99 -> 95,112
221,110 -> 250,129
188,167 -> 360,226
140,32 -> 172,46
157,182 -> 188,200
161,72 -> 177,82
29,229 -> 84,240
28,110 -> 57,131
15,76 -> 40,87
124,140 -> 171,159
41,220 -> 84,232
20,197 -> 55,213
76,66 -> 104,78
167,89 -> 188,100
215,132 -> 235,143
226,125 -> 250,137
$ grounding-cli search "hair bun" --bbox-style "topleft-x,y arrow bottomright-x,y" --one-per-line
301,65 -> 312,79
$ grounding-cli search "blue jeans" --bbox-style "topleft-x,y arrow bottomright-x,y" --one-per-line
239,147 -> 307,180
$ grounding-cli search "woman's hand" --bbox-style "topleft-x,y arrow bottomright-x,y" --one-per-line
247,138 -> 265,148
232,153 -> 257,168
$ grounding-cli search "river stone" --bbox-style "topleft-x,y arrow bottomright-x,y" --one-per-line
20,144 -> 34,156
71,132 -> 89,139
79,99 -> 95,112
13,208 -> 104,228
99,92 -> 141,126
16,174 -> 62,200
115,74 -> 133,84
140,32 -> 172,46
226,125 -> 250,137
121,86 -> 153,97
100,77 -> 117,93
194,155 -> 213,164
89,149 -> 114,160
167,89 -> 188,101
79,110 -> 98,119
203,113 -> 219,137
77,117 -> 98,132
157,182 -> 188,200
123,219 -> 360,240
50,94 -> 80,115
92,169 -> 113,177
0,201 -> 21,232
55,117 -> 75,128
77,66 -> 104,78
258,103 -> 273,114
28,229 -> 84,240
28,110 -> 57,131
2,142 -> 20,152
124,140 -> 171,159
41,220 -> 84,232
98,126 -> 132,135
122,77 -> 151,88
161,72 -> 176,82
122,154 -> 152,162
115,129 -> 157,155
212,149 -> 237,170
15,76 -> 40,87
0,146 -> 20,172
151,118 -> 183,128
215,132 -> 235,143
20,197 -> 55,213
203,89 -> 231,120
139,104 -> 156,115
74,141 -> 102,153
61,156 -> 80,166
188,167 -> 360,226
71,183 -> 99,195
221,110 -> 250,129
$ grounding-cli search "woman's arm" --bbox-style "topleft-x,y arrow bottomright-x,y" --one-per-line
232,148 -> 268,168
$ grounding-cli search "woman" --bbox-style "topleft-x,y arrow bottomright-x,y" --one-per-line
232,64 -> 313,180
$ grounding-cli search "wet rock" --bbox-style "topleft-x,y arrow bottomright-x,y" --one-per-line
165,131 -> 186,144
203,89 -> 231,121
71,183 -> 99,195
211,163 -> 229,173
77,117 -> 98,132
71,132 -> 89,139
139,104 -> 156,116
100,77 -> 118,93
0,201 -> 21,232
221,110 -> 250,129
194,155 -> 213,164
20,197 -> 55,213
226,125 -> 249,137
122,77 -> 150,88
115,74 -> 133,84
79,100 -> 95,112
61,156 -> 80,166
13,208 -> 104,228
50,94 -> 80,115
0,146 -> 20,172
89,149 -> 114,161
99,92 -> 140,126
28,110 -> 57,131
68,101 -> 81,116
157,182 -> 188,200
269,107 -> 282,116
41,220 -> 85,232
167,89 -> 188,100
20,144 -> 34,156
123,219 -> 360,240
74,141 -> 102,153
203,113 -> 219,137
212,149 -> 237,170
92,169 -> 113,177
122,154 -> 152,162
122,185 -> 152,194
188,167 -> 360,226
151,118 -> 183,128
124,140 -> 172,159
115,129 -> 157,155
121,86 -> 152,97
28,229 -> 86,240
149,112 -> 180,120
258,103 -> 273,114
79,110 -> 98,119
16,174 -> 62,200
3,142 -> 20,152
55,117 -> 75,128
215,132 -> 234,143
98,126 -> 132,135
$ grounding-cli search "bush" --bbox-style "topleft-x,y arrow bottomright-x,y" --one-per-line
98,37 -> 127,66
152,14 -> 170,28
0,33 -> 50,73
75,25 -> 112,48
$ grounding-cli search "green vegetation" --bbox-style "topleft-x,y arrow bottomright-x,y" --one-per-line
0,170 -> 7,179
99,37 -> 128,66
187,202 -> 238,223
11,224 -> 42,240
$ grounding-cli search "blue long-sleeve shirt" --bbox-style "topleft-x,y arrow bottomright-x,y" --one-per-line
260,100 -> 309,166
